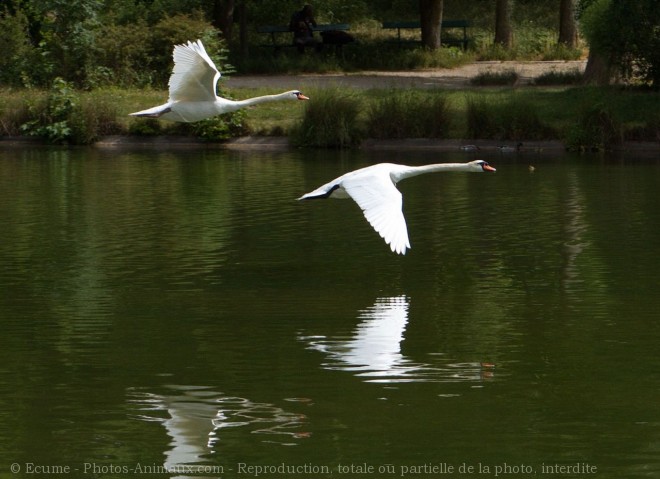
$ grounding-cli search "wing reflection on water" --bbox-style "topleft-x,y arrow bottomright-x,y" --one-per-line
300,296 -> 494,384
128,385 -> 310,477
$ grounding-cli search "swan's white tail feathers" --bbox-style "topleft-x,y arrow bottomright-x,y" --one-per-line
129,104 -> 170,117
298,183 -> 339,200
298,191 -> 323,200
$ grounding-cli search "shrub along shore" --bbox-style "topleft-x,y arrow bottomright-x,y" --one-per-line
1,78 -> 659,151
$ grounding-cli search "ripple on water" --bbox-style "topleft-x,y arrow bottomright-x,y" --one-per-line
127,385 -> 312,455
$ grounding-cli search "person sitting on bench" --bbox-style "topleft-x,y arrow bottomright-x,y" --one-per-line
289,4 -> 321,53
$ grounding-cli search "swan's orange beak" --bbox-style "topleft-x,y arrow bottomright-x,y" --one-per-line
296,93 -> 310,100
483,164 -> 496,172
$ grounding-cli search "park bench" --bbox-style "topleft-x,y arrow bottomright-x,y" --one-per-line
257,23 -> 352,54
382,19 -> 470,50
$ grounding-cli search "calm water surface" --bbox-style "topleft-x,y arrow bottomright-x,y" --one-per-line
1,146 -> 659,478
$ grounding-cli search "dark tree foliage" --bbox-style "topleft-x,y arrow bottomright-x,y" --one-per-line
1,0 -> 659,88
580,0 -> 660,87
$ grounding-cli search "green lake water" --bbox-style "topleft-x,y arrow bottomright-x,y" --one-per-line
1,146 -> 659,478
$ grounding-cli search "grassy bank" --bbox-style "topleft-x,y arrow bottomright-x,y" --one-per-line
1,82 -> 659,151
289,86 -> 659,150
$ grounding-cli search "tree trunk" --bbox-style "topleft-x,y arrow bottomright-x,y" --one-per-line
419,0 -> 443,50
212,0 -> 235,42
582,49 -> 615,85
494,0 -> 513,47
558,0 -> 578,47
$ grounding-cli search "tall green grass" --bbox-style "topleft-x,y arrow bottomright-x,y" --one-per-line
465,95 -> 500,139
290,87 -> 363,148
367,90 -> 452,138
465,93 -> 553,141
565,104 -> 623,151
290,88 -> 453,147
0,92 -> 37,136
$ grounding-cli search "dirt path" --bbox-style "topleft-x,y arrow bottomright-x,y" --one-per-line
224,60 -> 587,90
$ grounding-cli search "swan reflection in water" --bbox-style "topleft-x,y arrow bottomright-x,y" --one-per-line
128,385 -> 310,477
300,295 -> 494,384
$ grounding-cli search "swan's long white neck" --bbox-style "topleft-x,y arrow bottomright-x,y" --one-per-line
227,92 -> 292,109
392,163 -> 477,182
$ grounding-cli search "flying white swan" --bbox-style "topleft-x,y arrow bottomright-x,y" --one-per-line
298,160 -> 496,255
129,39 -> 309,122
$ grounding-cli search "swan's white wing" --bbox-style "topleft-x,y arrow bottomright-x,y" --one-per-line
342,173 -> 411,255
168,40 -> 220,103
